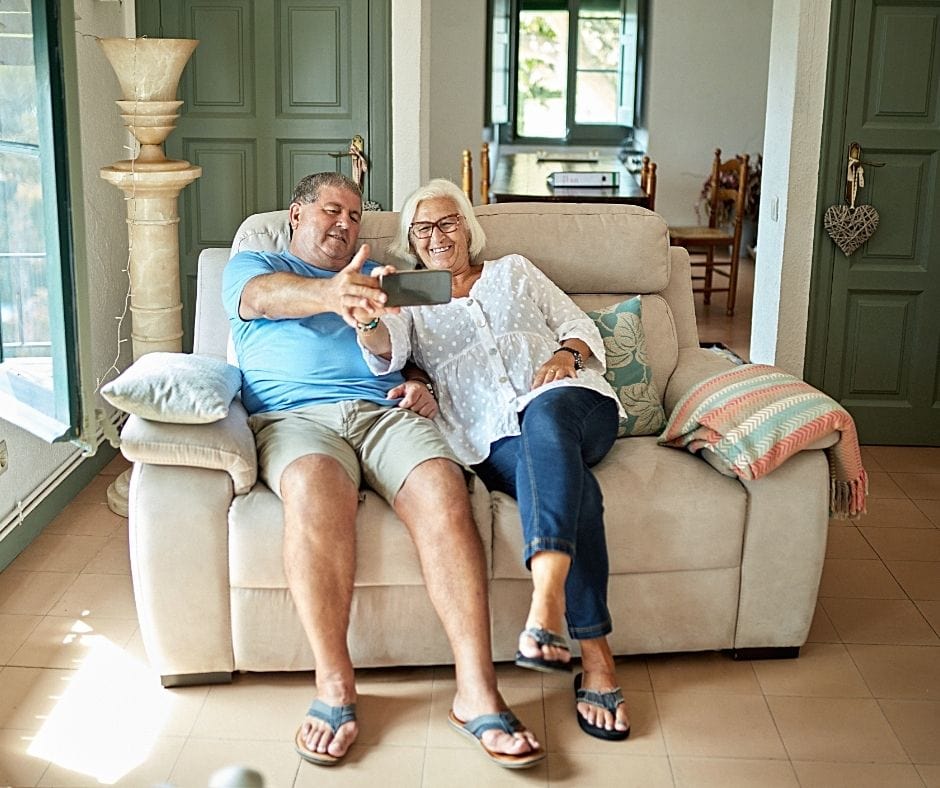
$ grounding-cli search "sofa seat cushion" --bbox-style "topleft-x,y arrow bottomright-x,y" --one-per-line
229,480 -> 493,589
491,437 -> 746,580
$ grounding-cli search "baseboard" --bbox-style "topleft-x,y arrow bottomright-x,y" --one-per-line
0,444 -> 119,572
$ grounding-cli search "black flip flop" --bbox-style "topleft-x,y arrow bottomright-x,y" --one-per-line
514,626 -> 573,673
574,672 -> 630,741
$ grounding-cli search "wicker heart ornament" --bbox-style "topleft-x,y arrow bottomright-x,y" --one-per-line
824,204 -> 879,257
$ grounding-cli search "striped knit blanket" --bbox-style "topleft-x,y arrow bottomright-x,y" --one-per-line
658,364 -> 868,519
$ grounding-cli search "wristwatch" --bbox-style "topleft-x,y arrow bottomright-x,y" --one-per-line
554,346 -> 584,370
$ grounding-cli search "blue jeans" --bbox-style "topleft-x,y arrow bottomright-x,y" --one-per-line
472,387 -> 619,640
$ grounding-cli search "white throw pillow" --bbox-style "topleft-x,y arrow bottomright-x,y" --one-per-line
101,352 -> 242,424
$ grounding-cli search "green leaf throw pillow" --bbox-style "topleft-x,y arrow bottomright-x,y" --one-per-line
588,296 -> 666,437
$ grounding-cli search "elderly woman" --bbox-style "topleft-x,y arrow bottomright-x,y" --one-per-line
353,179 -> 629,741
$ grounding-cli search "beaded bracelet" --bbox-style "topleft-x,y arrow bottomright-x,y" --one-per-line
356,317 -> 380,333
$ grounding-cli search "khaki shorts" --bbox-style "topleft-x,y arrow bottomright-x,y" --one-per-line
248,401 -> 461,504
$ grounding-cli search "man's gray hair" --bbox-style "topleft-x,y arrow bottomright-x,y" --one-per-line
389,178 -> 487,267
291,172 -> 362,205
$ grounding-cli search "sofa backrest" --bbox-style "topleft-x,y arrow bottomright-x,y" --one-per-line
196,203 -> 698,397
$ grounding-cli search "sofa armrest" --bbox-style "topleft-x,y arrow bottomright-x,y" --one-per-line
663,346 -> 737,414
119,398 -> 257,495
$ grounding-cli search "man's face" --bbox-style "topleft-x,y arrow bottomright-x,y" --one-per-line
288,185 -> 362,270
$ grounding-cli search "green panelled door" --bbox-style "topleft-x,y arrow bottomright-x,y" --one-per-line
807,0 -> 940,445
136,0 -> 391,351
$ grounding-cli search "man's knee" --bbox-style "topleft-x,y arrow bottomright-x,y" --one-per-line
280,453 -> 358,504
396,457 -> 471,513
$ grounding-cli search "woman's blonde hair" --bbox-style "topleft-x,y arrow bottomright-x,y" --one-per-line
389,178 -> 487,267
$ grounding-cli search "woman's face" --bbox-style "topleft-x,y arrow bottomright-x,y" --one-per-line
409,197 -> 471,272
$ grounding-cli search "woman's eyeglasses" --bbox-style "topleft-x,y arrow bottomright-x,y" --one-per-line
409,214 -> 462,239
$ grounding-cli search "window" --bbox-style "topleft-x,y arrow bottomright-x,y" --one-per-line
489,0 -> 646,145
0,0 -> 87,442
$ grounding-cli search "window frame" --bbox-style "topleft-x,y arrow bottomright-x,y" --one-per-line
488,0 -> 647,146
0,0 -> 90,443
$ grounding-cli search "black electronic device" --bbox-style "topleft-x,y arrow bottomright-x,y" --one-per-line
380,269 -> 453,306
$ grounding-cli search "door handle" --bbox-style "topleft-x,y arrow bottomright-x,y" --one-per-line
329,135 -> 368,190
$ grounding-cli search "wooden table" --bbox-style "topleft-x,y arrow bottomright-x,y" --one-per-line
490,152 -> 649,207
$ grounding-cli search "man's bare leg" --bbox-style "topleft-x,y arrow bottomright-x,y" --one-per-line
393,458 -> 540,758
282,454 -> 360,760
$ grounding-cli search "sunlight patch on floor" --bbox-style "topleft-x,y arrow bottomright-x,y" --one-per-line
27,622 -> 171,784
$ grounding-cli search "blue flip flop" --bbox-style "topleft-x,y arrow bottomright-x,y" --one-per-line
574,672 -> 630,741
294,698 -> 357,766
515,626 -> 573,673
447,709 -> 545,769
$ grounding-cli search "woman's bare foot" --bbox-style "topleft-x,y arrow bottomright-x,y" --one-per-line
520,552 -> 571,666
578,639 -> 630,735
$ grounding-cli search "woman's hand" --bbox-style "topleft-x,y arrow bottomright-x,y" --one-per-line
388,380 -> 439,418
531,352 -> 578,390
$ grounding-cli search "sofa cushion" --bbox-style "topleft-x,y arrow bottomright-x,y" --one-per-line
101,352 -> 241,424
587,296 -> 666,436
229,481 -> 494,589
491,437 -> 746,580
573,293 -> 677,407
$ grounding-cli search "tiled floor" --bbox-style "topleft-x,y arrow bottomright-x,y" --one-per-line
1,448 -> 938,786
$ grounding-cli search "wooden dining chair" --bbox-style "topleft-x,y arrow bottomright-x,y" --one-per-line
460,143 -> 491,205
668,148 -> 750,316
640,156 -> 657,211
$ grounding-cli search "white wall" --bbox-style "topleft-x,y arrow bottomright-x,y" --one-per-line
645,0 -> 773,226
750,0 -> 832,374
0,1 -> 133,531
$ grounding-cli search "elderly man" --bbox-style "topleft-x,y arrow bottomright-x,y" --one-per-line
221,172 -> 543,770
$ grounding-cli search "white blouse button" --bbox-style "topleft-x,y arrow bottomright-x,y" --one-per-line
489,347 -> 497,355
466,299 -> 474,306
499,376 -> 508,383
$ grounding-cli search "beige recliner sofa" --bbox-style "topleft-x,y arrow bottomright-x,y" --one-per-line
120,203 -> 830,687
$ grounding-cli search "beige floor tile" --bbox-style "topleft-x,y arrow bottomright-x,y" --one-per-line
0,570 -> 77,616
0,666 -> 75,731
545,751 -> 673,787
918,601 -> 940,634
9,615 -> 138,670
36,734 -> 185,787
81,536 -> 130,575
847,644 -> 940,699
151,680 -> 211,738
818,558 -> 906,599
671,756 -> 798,787
71,475 -> 114,506
647,651 -> 762,695
888,561 -> 940,601
294,744 -> 427,787
358,665 -> 436,684
43,502 -> 126,538
822,597 -> 938,645
655,692 -> 786,759
920,763 -> 940,787
867,471 -> 907,499
879,699 -> 940,764
422,745 -> 549,786
492,659 -> 547,688
867,447 -> 940,474
805,602 -> 840,643
542,688 -> 662,755
862,527 -> 940,562
826,526 -> 877,559
915,499 -> 940,526
190,672 -> 317,742
47,573 -> 137,619
856,497 -> 935,528
792,761 -> 925,787
860,447 -> 885,472
0,727 -> 51,787
891,473 -> 940,500
428,679 -> 545,750
767,696 -> 907,762
0,614 -> 42,664
169,737 -> 300,787
10,533 -> 109,574
752,643 -> 871,698
353,679 -> 435,748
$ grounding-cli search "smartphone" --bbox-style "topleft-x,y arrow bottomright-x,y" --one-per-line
380,269 -> 453,307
